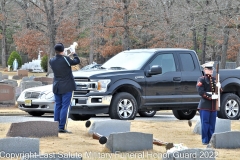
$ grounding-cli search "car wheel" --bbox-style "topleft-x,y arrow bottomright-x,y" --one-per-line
69,114 -> 91,121
109,92 -> 138,120
138,110 -> 156,117
220,93 -> 240,120
172,110 -> 196,120
28,111 -> 45,117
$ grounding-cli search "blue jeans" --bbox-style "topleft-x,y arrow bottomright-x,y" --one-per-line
54,92 -> 73,130
199,110 -> 217,144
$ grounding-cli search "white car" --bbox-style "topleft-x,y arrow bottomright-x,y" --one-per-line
17,85 -> 55,116
17,84 -> 156,117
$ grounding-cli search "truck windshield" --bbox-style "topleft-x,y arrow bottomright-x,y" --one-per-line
101,51 -> 153,70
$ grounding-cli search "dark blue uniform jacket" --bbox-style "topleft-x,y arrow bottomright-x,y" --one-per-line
49,54 -> 80,94
196,74 -> 217,111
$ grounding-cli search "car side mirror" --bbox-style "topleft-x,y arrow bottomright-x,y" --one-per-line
146,65 -> 162,77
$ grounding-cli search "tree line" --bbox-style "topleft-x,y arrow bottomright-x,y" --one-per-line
1,0 -> 240,71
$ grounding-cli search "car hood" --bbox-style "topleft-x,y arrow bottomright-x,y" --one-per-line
23,84 -> 52,94
72,69 -> 136,78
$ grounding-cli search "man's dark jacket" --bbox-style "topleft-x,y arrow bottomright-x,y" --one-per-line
49,54 -> 80,94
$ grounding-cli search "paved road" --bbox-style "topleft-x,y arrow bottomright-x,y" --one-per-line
0,113 -> 200,123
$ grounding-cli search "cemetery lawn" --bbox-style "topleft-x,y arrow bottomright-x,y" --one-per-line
0,119 -> 240,160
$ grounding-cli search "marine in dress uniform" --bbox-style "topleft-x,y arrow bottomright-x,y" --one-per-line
196,62 -> 221,145
49,43 -> 80,133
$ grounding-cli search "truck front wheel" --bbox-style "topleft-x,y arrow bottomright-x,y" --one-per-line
172,110 -> 196,120
109,92 -> 138,120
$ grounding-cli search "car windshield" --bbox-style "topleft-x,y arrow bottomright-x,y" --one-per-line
101,51 -> 153,70
81,63 -> 100,70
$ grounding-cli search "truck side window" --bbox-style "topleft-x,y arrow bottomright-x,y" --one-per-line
179,53 -> 195,71
149,54 -> 176,73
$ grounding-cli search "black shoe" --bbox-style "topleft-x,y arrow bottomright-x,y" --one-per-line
58,129 -> 72,133
202,143 -> 208,145
206,144 -> 211,148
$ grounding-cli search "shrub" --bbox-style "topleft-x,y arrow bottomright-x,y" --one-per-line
7,51 -> 22,69
41,55 -> 48,72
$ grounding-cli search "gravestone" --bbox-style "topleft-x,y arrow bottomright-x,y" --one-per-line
12,75 -> 21,80
210,131 -> 240,149
193,118 -> 231,135
106,132 -> 153,152
163,149 -> 216,160
0,137 -> 39,159
1,79 -> 18,87
29,75 -> 36,81
17,69 -> 28,78
20,81 -> 42,92
0,83 -> 15,105
34,77 -> 53,85
22,76 -> 33,82
88,119 -> 131,137
7,121 -> 58,138
47,73 -> 54,78
2,74 -> 8,79
15,87 -> 21,99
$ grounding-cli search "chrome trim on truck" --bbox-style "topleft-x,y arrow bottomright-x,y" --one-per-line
71,95 -> 112,107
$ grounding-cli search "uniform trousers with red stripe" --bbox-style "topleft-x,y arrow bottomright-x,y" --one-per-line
199,110 -> 217,144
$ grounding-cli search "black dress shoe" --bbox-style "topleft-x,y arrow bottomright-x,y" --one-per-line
58,129 -> 72,133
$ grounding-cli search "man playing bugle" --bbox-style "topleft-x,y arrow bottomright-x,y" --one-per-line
49,42 -> 80,133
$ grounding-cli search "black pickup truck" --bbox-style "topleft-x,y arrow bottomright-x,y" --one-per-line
69,48 -> 240,120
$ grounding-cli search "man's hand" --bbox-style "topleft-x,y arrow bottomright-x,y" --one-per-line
212,94 -> 218,99
216,82 -> 221,88
69,45 -> 75,53
68,52 -> 74,56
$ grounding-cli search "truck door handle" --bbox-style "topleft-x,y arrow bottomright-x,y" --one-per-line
173,77 -> 181,81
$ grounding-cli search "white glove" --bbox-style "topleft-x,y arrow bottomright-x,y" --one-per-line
69,45 -> 75,53
216,82 -> 221,88
212,94 -> 218,99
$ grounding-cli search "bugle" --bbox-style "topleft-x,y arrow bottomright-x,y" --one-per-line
64,42 -> 78,56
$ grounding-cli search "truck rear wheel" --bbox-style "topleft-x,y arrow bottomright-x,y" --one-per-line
69,114 -> 91,121
172,110 -> 196,120
219,93 -> 240,120
109,92 -> 138,120
138,110 -> 156,117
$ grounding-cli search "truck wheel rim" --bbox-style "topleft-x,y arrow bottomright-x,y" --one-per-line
225,99 -> 239,118
118,99 -> 133,118
181,110 -> 192,115
145,111 -> 155,114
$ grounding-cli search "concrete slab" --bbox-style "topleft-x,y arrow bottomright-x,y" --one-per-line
193,118 -> 231,135
163,148 -> 216,160
106,132 -> 153,153
88,119 -> 130,137
210,131 -> 240,149
0,137 -> 39,159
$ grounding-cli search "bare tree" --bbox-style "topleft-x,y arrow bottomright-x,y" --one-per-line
0,0 -> 8,68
